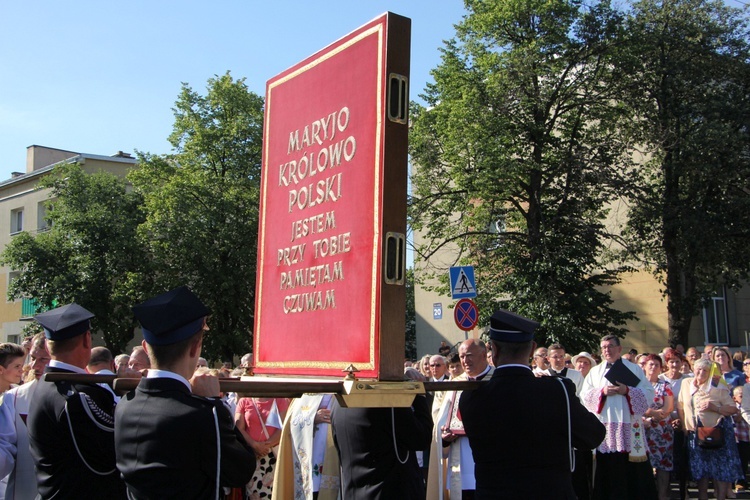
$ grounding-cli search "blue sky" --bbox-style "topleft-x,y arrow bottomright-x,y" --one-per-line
0,1 -> 467,179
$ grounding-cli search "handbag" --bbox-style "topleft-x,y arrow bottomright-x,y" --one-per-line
696,423 -> 723,449
691,393 -> 724,449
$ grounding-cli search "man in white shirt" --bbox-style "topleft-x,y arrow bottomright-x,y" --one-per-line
581,335 -> 656,500
532,346 -> 550,375
430,354 -> 450,422
428,339 -> 493,499
128,345 -> 150,372
546,343 -> 584,395
430,355 -> 449,382
87,346 -> 119,402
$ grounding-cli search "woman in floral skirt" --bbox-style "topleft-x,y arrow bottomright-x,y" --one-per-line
678,359 -> 743,500
643,354 -> 674,500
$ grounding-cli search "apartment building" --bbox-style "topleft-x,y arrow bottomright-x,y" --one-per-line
413,219 -> 750,357
0,145 -> 137,343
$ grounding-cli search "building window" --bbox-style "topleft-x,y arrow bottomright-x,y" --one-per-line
7,334 -> 20,344
703,286 -> 729,345
37,201 -> 51,232
10,208 -> 23,234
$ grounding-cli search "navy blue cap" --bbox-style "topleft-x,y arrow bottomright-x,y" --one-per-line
34,303 -> 94,341
133,286 -> 211,346
488,308 -> 539,343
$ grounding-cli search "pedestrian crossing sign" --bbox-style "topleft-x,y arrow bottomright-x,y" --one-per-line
449,266 -> 477,299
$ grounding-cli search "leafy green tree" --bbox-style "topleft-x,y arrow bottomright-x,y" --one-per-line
620,0 -> 750,347
0,163 -> 146,353
409,0 -> 636,352
131,72 -> 263,362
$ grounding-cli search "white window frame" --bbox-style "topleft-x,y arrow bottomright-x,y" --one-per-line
703,286 -> 729,345
37,201 -> 50,232
10,208 -> 23,234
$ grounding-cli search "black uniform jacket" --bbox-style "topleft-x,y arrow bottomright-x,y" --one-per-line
459,366 -> 605,500
27,365 -> 126,499
331,393 -> 433,499
114,376 -> 255,500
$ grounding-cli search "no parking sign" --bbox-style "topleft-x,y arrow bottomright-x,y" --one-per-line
454,298 -> 479,331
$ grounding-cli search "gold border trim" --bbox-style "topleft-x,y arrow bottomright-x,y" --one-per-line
255,22 -> 385,371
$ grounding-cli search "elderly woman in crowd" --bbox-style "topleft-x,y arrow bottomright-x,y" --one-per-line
678,358 -> 743,500
571,351 -> 595,379
713,346 -> 745,390
643,354 -> 674,500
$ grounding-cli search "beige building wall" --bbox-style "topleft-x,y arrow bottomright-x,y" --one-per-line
608,270 -> 669,353
414,198 -> 750,358
609,270 -> 750,354
412,226 -> 476,357
0,145 -> 137,344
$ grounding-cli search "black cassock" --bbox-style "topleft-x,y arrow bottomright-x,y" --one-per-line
114,376 -> 255,500
28,366 -> 126,499
459,366 -> 606,500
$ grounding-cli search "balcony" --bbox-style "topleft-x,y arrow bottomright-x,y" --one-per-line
21,298 -> 42,318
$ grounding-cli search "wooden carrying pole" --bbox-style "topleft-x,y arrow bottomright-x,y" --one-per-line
42,372 -> 481,407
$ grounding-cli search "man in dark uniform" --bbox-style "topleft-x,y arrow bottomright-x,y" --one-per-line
459,309 -> 606,499
331,391 -> 433,499
27,303 -> 126,499
115,286 -> 255,499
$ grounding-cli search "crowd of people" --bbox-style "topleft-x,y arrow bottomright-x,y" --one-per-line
2,296 -> 750,499
399,339 -> 750,500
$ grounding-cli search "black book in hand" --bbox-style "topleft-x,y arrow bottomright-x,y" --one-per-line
604,358 -> 641,387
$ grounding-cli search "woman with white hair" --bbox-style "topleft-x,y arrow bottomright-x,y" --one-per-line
678,358 -> 743,500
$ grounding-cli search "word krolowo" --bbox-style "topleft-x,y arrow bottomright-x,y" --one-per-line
286,107 -> 350,156
279,136 -> 357,189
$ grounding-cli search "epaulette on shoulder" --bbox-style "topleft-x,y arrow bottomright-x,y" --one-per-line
78,392 -> 115,429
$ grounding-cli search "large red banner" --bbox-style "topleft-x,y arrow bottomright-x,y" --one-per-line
254,13 -> 402,378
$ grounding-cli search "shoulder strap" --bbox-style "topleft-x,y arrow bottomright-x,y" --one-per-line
690,392 -> 701,428
555,377 -> 575,472
211,405 -> 221,500
251,398 -> 271,440
63,386 -> 116,476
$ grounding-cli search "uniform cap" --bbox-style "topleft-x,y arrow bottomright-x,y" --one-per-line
133,286 -> 211,346
488,308 -> 539,343
34,303 -> 94,341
